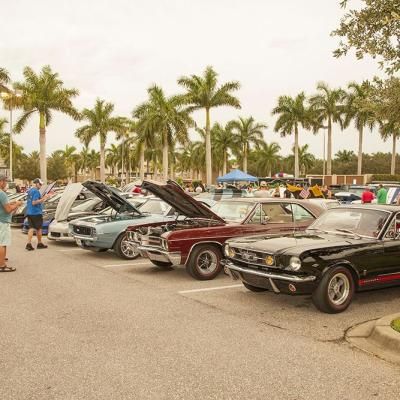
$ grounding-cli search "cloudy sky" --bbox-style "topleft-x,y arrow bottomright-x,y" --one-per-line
1,0 -> 387,159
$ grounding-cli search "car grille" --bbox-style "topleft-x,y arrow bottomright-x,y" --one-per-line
72,225 -> 92,236
229,246 -> 277,269
140,235 -> 161,247
50,232 -> 61,238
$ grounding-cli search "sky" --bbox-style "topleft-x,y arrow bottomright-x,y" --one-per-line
0,0 -> 389,159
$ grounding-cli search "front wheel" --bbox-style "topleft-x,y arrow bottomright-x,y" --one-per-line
114,233 -> 140,260
186,244 -> 222,280
243,282 -> 268,292
312,266 -> 355,313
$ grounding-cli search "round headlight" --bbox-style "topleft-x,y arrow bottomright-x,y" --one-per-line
224,244 -> 235,258
289,256 -> 302,271
265,255 -> 274,266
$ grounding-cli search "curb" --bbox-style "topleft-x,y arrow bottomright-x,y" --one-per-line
346,313 -> 400,365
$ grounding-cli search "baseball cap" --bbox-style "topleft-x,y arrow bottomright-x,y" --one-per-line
33,178 -> 44,185
0,175 -> 8,182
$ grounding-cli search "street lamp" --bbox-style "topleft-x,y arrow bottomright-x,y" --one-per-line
1,89 -> 22,182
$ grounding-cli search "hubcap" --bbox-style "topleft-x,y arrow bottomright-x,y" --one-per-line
197,250 -> 218,274
328,273 -> 350,306
121,238 -> 138,258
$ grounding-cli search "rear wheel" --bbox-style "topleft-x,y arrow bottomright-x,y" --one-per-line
186,244 -> 222,281
312,266 -> 355,313
114,233 -> 140,260
150,260 -> 172,269
243,282 -> 268,292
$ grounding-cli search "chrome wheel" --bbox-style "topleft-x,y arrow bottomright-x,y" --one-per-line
197,250 -> 218,274
328,273 -> 350,306
121,237 -> 139,259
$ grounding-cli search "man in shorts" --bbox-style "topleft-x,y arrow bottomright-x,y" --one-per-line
0,175 -> 23,272
26,178 -> 49,251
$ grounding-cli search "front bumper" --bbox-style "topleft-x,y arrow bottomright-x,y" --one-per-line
48,222 -> 75,242
224,261 -> 317,295
138,245 -> 181,266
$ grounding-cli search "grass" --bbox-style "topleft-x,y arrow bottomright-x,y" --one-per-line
391,318 -> 400,333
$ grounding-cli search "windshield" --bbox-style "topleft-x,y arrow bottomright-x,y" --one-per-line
309,208 -> 389,238
211,201 -> 254,222
71,198 -> 102,213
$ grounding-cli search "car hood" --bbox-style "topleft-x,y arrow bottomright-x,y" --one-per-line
55,183 -> 84,222
142,180 -> 225,223
82,181 -> 142,216
227,232 -> 374,255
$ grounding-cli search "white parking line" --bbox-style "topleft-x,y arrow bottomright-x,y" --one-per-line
178,284 -> 243,294
102,262 -> 152,268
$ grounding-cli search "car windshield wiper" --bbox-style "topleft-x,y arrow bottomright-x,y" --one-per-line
335,228 -> 361,238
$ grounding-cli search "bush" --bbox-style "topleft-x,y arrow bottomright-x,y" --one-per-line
370,174 -> 400,183
391,318 -> 400,333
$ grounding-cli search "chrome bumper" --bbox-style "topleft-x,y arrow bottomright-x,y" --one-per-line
72,234 -> 96,242
138,245 -> 181,266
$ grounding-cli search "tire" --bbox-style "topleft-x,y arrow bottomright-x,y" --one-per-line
150,260 -> 172,269
113,233 -> 140,260
186,244 -> 222,281
312,266 -> 355,314
243,282 -> 268,292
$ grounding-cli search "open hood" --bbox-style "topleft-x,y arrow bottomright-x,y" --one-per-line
82,181 -> 142,215
142,180 -> 225,223
55,183 -> 83,222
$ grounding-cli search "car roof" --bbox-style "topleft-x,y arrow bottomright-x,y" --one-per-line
333,204 -> 400,212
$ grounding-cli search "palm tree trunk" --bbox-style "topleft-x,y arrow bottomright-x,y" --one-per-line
223,152 -> 227,175
205,108 -> 212,186
162,131 -> 168,181
139,144 -> 145,180
170,163 -> 175,180
294,124 -> 299,177
391,133 -> 397,175
327,118 -> 332,175
243,144 -> 248,173
100,139 -> 106,182
39,113 -> 47,183
357,126 -> 363,175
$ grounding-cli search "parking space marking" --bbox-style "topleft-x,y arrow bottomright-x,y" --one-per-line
178,284 -> 243,294
102,262 -> 152,268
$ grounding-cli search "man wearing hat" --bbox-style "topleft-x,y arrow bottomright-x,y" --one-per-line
0,175 -> 23,271
25,178 -> 49,251
254,181 -> 272,198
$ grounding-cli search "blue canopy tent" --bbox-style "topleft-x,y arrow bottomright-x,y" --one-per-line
216,169 -> 258,183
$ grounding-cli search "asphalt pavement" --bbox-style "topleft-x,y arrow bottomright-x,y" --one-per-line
1,230 -> 399,400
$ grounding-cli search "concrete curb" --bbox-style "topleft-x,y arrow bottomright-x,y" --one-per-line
346,313 -> 400,365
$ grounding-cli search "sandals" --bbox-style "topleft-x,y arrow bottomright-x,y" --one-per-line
0,265 -> 16,272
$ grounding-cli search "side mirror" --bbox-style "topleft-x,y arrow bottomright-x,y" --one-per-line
262,216 -> 271,224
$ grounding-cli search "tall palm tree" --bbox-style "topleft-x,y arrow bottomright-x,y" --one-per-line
55,145 -> 78,182
177,66 -> 241,185
13,65 -> 79,183
77,146 -> 91,181
212,122 -> 237,175
134,85 -> 192,181
309,82 -> 346,175
343,81 -> 375,175
106,143 -> 121,177
230,117 -> 266,173
379,120 -> 400,175
272,92 -> 312,177
254,142 -> 281,177
86,149 -> 100,180
75,99 -> 126,182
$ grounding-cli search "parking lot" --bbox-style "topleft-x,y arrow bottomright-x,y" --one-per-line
1,230 -> 400,400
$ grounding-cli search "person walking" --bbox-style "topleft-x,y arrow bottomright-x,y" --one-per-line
376,184 -> 388,205
361,187 -> 374,204
0,175 -> 23,272
25,178 -> 49,251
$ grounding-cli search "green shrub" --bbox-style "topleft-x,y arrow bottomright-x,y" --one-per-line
391,318 -> 400,333
369,174 -> 400,183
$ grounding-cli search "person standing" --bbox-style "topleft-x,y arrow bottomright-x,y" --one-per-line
0,175 -> 23,272
361,187 -> 374,204
376,184 -> 388,205
25,178 -> 49,251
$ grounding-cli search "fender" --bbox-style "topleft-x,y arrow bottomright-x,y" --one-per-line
321,260 -> 361,287
185,241 -> 224,266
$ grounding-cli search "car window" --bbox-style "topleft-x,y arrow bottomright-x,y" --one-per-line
290,204 -> 315,222
211,201 -> 254,222
248,203 -> 293,224
384,213 -> 400,240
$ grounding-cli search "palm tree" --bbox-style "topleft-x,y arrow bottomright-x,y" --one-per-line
177,66 -> 241,185
309,82 -> 346,175
0,67 -> 10,92
55,145 -> 78,182
335,150 -> 356,163
77,146 -> 91,181
272,92 -> 312,177
343,81 -> 375,175
254,142 -> 281,177
379,120 -> 400,175
106,143 -> 121,177
86,149 -> 100,180
212,122 -> 237,175
230,117 -> 266,173
134,85 -> 192,181
75,99 -> 126,182
13,65 -> 79,183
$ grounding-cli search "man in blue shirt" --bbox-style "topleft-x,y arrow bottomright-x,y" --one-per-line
26,178 -> 50,251
0,175 -> 23,271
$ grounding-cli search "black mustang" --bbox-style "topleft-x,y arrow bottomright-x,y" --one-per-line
224,205 -> 400,313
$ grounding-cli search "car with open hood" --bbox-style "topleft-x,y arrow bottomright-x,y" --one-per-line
224,205 -> 400,313
126,180 -> 323,281
69,181 -> 182,259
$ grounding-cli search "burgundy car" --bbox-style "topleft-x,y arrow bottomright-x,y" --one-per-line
126,181 -> 323,280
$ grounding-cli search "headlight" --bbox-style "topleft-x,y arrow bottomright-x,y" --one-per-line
161,238 -> 169,251
224,244 -> 235,258
265,255 -> 274,266
289,256 -> 302,271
